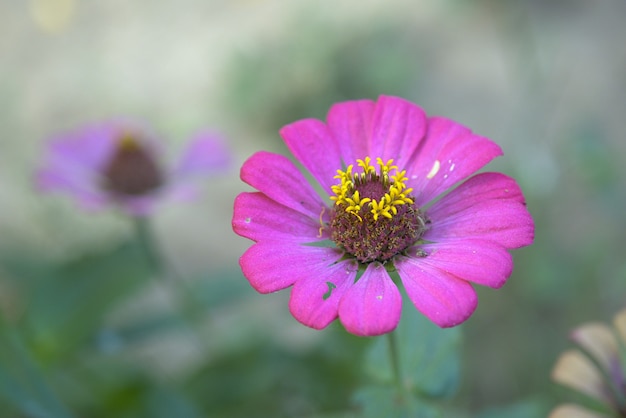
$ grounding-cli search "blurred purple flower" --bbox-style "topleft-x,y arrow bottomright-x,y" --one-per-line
232,95 -> 534,337
38,120 -> 230,216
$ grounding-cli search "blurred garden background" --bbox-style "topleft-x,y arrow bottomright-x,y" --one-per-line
1,0 -> 626,416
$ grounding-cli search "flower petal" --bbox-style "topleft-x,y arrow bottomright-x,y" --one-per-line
414,239 -> 513,289
570,323 -> 620,380
240,151 -> 327,219
326,98 -> 376,164
394,255 -> 477,327
43,123 -> 117,171
408,117 -> 503,206
614,309 -> 626,346
549,404 -> 610,418
233,192 -> 326,242
425,172 -> 534,249
369,95 -> 427,168
37,168 -> 108,210
280,119 -> 342,194
240,242 -> 343,294
36,124 -> 118,207
552,350 -> 613,407
289,259 -> 358,330
112,131 -> 222,215
173,132 -> 230,177
338,262 -> 402,336
428,172 -> 527,214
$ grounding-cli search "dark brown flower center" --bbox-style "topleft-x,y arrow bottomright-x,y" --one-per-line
329,157 -> 428,263
102,135 -> 163,196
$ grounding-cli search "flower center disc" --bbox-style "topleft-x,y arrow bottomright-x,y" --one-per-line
102,135 -> 163,196
329,157 -> 427,263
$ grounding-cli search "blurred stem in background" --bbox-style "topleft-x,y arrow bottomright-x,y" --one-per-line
133,217 -> 166,279
132,217 -> 206,337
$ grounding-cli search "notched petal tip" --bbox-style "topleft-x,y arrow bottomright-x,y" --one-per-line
288,260 -> 357,330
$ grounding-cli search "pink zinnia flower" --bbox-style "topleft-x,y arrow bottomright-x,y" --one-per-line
232,95 -> 534,337
38,121 -> 230,216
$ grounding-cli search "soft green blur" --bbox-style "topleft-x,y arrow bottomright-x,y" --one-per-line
1,0 -> 626,417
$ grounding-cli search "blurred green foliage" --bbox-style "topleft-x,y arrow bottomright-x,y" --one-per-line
0,240 -> 370,417
223,22 -> 421,135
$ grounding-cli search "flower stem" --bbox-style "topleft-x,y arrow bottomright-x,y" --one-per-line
387,330 -> 404,396
132,216 -> 203,322
133,216 -> 169,280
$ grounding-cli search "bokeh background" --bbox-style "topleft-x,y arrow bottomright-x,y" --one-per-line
1,0 -> 626,416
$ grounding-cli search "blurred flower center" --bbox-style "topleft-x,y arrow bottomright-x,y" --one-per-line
329,157 -> 427,263
102,135 -> 163,196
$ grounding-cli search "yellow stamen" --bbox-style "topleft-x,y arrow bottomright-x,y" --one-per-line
330,156 -> 414,222
117,133 -> 142,151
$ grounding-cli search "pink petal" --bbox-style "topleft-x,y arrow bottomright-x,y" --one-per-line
173,132 -> 230,177
411,239 -> 513,289
408,117 -> 503,206
233,192 -> 327,242
45,123 -> 118,172
395,255 -> 478,327
425,173 -> 534,249
240,242 -> 343,294
160,134 -> 230,209
326,99 -> 376,164
338,262 -> 402,336
36,124 -> 118,204
369,95 -> 428,168
289,259 -> 358,330
280,119 -> 342,194
427,172 -> 526,215
36,168 -> 108,210
240,151 -> 327,219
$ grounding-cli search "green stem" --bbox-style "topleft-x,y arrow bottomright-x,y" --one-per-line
132,216 -> 202,322
387,330 -> 404,396
133,217 -> 168,280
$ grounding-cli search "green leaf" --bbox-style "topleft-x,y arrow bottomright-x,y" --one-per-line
0,326 -> 74,418
185,325 -> 366,418
22,241 -> 152,361
475,399 -> 549,418
365,292 -> 462,399
351,386 -> 441,418
145,386 -> 201,418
